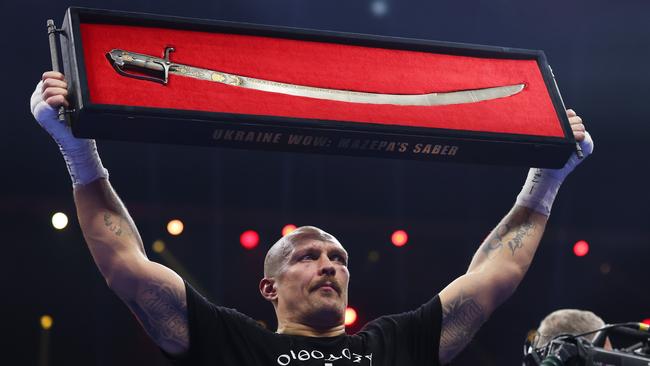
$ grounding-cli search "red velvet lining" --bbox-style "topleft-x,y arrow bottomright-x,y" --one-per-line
80,23 -> 563,137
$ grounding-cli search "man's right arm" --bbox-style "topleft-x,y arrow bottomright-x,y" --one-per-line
74,179 -> 189,355
33,72 -> 189,355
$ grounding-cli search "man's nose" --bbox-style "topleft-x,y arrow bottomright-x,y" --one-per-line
318,256 -> 336,276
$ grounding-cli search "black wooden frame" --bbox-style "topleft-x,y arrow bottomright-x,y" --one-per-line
58,6 -> 576,167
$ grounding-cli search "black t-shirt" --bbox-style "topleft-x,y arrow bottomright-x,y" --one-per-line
168,281 -> 442,366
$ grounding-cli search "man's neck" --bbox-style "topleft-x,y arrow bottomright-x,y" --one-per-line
276,322 -> 346,337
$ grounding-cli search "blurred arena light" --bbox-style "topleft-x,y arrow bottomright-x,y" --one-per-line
152,240 -> 166,253
391,230 -> 408,247
573,240 -> 589,257
282,224 -> 297,236
167,219 -> 184,236
240,230 -> 260,250
599,262 -> 611,274
40,315 -> 53,330
345,307 -> 358,326
368,250 -> 380,262
370,0 -> 389,17
51,212 -> 68,230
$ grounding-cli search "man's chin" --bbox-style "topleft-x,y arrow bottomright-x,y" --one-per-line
305,303 -> 345,328
314,295 -> 345,312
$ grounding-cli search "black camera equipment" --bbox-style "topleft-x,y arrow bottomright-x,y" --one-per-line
523,322 -> 650,366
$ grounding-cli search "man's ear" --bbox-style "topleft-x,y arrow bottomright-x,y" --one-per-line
259,278 -> 278,302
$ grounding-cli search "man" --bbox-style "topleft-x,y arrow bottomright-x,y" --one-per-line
31,70 -> 593,365
535,309 -> 611,349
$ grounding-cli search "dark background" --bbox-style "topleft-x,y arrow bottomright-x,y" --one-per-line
2,0 -> 648,365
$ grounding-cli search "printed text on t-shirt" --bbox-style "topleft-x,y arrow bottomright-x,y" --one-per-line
276,348 -> 373,365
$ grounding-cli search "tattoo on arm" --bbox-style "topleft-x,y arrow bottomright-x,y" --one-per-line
481,224 -> 507,258
440,291 -> 486,359
481,209 -> 537,259
103,212 -> 132,237
507,220 -> 535,255
126,281 -> 189,351
103,212 -> 147,255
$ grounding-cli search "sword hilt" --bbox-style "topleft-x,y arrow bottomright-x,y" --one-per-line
106,47 -> 175,85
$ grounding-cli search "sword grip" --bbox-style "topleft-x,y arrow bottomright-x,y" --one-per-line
107,49 -> 170,84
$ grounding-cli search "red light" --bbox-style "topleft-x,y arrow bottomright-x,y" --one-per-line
391,230 -> 408,247
345,307 -> 357,326
240,230 -> 259,250
573,240 -> 589,257
282,224 -> 297,236
642,319 -> 650,326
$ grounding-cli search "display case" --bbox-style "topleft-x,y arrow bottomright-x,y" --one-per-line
54,7 -> 577,167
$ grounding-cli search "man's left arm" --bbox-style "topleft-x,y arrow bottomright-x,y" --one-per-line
437,109 -> 593,364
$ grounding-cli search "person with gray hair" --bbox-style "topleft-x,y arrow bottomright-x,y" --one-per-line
536,309 -> 610,349
30,71 -> 593,366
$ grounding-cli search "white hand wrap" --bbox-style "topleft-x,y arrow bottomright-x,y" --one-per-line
30,81 -> 108,186
516,132 -> 594,216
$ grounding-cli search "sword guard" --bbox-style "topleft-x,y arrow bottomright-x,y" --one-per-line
164,46 -> 175,61
106,47 -> 176,85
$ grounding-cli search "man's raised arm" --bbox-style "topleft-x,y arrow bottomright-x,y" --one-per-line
31,71 -> 189,355
437,110 -> 593,364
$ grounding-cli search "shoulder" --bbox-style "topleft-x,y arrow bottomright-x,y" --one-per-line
361,295 -> 442,332
184,281 -> 265,331
359,296 -> 441,347
168,282 -> 276,364
355,296 -> 442,365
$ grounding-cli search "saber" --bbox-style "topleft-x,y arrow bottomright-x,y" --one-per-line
107,47 -> 525,106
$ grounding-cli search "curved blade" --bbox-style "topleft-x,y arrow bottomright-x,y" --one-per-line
169,63 -> 525,106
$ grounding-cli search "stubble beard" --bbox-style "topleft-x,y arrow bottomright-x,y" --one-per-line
303,291 -> 345,329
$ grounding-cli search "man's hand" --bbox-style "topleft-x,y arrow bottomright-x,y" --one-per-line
567,109 -> 586,142
30,71 -> 108,186
30,72 -> 74,142
39,71 -> 70,108
544,109 -> 594,183
514,109 -> 593,216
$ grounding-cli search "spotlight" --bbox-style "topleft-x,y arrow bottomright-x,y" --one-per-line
167,219 -> 184,236
391,230 -> 408,247
599,262 -> 611,274
40,315 -> 53,330
370,0 -> 389,17
152,240 -> 166,253
368,250 -> 380,262
282,224 -> 297,236
573,240 -> 589,257
240,230 -> 259,250
345,307 -> 358,326
51,212 -> 68,230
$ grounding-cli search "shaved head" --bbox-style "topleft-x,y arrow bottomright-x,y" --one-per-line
264,226 -> 342,278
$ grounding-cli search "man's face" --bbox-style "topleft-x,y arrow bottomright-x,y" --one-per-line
274,239 -> 350,329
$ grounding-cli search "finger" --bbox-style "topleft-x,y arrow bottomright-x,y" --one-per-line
566,109 -> 577,117
572,130 -> 586,142
42,86 -> 68,101
568,115 -> 583,125
44,94 -> 70,108
42,78 -> 68,90
570,123 -> 586,133
42,71 -> 65,81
